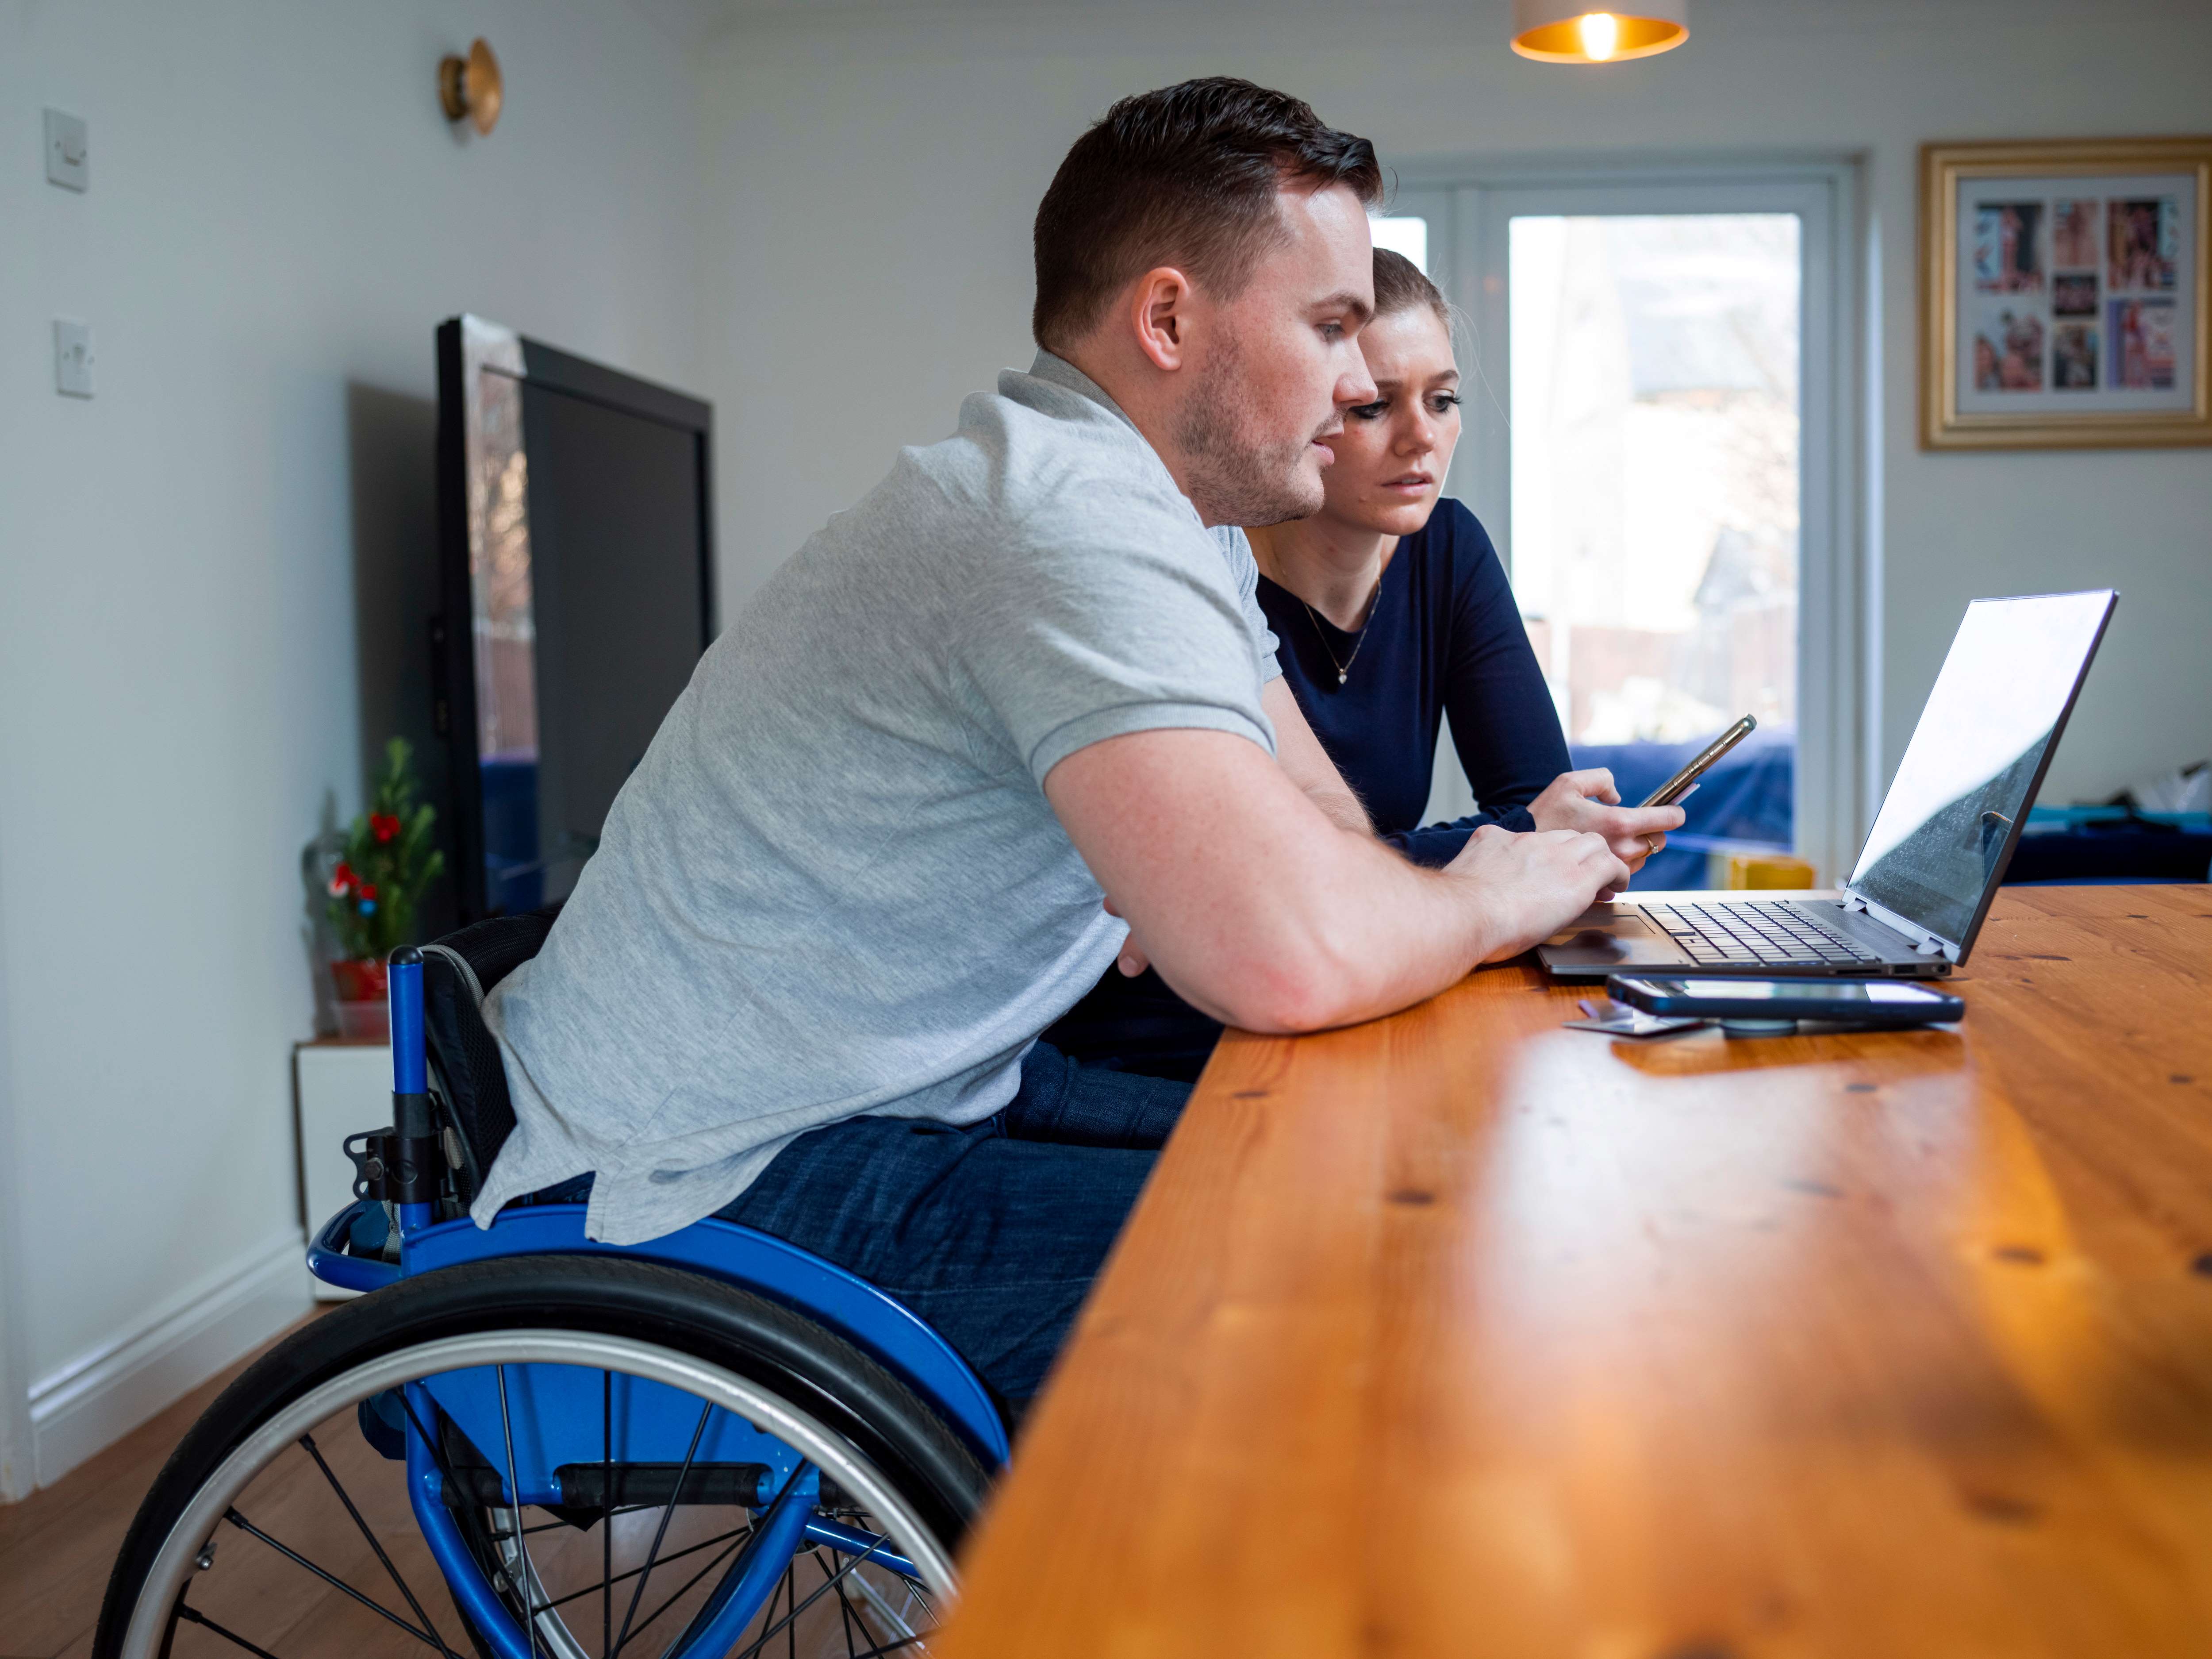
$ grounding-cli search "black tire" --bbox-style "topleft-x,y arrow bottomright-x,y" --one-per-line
95,1254 -> 995,1659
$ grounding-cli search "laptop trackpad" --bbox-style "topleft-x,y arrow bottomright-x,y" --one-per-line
1547,906 -> 1653,944
1540,906 -> 1685,969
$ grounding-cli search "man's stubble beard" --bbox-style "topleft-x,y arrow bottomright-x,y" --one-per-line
1171,329 -> 1329,529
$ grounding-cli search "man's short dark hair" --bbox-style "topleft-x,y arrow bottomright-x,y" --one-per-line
1032,78 -> 1383,352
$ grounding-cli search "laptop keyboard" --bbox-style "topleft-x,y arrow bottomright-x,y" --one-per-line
1640,899 -> 1881,966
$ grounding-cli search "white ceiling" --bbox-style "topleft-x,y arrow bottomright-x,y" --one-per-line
623,0 -> 1482,50
624,0 -> 2165,55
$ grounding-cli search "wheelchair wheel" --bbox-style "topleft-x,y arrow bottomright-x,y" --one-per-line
95,1254 -> 992,1659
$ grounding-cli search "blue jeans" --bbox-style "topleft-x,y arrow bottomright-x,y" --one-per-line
529,1043 -> 1189,1412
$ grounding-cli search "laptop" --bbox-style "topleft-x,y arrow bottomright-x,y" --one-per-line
1538,589 -> 2118,981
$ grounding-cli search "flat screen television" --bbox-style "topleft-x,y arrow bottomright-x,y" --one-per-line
433,315 -> 715,920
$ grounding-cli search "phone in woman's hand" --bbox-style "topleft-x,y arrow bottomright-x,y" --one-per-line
1639,716 -> 1757,809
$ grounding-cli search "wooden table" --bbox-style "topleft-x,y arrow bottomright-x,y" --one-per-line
939,885 -> 2212,1657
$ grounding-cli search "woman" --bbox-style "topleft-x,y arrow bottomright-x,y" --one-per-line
1252,248 -> 1567,866
1046,249 -> 1677,1078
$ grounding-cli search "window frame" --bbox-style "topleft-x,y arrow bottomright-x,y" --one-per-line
1385,158 -> 1872,884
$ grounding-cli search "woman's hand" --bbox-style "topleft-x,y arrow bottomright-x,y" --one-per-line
1102,894 -> 1150,977
1528,768 -> 1687,875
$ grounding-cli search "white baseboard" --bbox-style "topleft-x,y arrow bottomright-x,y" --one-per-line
27,1228 -> 312,1489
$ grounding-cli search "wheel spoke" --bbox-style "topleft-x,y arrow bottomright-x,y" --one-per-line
843,1566 -> 931,1650
729,1533 -> 885,1659
610,1398 -> 713,1655
176,1598 -> 289,1659
493,1365 -> 542,1659
296,1430 -> 462,1659
636,1461 -> 807,1655
221,1507 -> 450,1651
620,1529 -> 751,1649
522,1504 -> 653,1536
816,1542 -> 910,1659
756,1571 -> 787,1650
814,1547 -> 865,1656
537,1522 -> 753,1613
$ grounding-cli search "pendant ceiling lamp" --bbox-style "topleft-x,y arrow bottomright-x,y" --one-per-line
1511,0 -> 1687,63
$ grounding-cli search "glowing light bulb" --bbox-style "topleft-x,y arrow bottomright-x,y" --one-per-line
1578,10 -> 1621,59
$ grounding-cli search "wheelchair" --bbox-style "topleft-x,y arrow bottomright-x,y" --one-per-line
95,912 -> 1010,1659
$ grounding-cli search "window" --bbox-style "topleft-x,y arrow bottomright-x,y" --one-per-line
1509,213 -> 1801,750
1396,167 -> 1862,883
1370,215 -> 1431,273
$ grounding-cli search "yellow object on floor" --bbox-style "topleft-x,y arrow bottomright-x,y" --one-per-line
1726,852 -> 1817,889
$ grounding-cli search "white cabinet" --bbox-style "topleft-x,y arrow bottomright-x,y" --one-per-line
293,1041 -> 392,1301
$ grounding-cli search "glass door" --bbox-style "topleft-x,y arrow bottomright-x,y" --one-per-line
1509,212 -> 1801,881
1436,169 -> 1859,884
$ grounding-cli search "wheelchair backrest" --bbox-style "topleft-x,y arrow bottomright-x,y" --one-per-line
420,904 -> 562,1202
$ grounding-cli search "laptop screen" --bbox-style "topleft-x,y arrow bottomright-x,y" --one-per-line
1848,591 -> 2115,949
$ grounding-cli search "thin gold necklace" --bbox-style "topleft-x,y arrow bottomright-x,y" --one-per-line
1300,575 -> 1382,687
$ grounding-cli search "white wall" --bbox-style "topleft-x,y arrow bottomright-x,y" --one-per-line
0,848 -> 33,1498
692,0 -> 2212,808
2,0 -> 2206,1499
0,0 -> 704,1489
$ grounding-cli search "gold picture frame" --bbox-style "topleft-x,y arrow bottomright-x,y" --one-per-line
1921,137 -> 2211,449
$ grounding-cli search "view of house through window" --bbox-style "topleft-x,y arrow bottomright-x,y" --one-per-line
1370,215 -> 1431,272
1508,212 -> 1801,847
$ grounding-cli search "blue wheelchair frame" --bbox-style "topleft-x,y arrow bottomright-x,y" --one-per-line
305,951 -> 1009,1658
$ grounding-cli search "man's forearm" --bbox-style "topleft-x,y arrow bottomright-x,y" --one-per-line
1306,778 -> 1374,836
1114,779 -> 1504,1032
1048,727 -> 1617,1037
1220,831 -> 1499,1030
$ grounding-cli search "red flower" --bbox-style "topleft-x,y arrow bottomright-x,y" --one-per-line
370,813 -> 401,844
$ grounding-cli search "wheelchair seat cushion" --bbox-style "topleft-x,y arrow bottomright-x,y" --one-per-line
422,905 -> 561,1200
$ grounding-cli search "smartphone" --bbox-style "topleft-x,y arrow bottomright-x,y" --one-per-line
1607,974 -> 1966,1025
1639,716 -> 1758,808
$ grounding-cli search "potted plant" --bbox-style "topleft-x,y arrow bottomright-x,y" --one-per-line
326,738 -> 446,1039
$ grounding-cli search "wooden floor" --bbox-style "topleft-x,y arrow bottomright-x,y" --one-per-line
0,1313 -> 328,1659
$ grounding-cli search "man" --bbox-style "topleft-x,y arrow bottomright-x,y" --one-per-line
476,79 -> 1676,1407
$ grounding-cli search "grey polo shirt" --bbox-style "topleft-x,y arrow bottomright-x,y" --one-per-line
472,351 -> 1281,1245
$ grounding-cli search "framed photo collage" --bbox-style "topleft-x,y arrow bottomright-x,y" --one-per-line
1922,137 -> 2210,449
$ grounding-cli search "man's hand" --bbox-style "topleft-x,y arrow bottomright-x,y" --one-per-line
1445,824 -> 1632,962
1528,768 -> 1686,874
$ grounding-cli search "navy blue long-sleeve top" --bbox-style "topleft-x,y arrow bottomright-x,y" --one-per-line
1257,499 -> 1568,869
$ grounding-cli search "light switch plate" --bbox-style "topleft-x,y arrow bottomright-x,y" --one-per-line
54,319 -> 94,397
44,109 -> 88,191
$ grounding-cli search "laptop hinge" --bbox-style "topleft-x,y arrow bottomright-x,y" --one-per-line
1844,889 -> 1960,963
